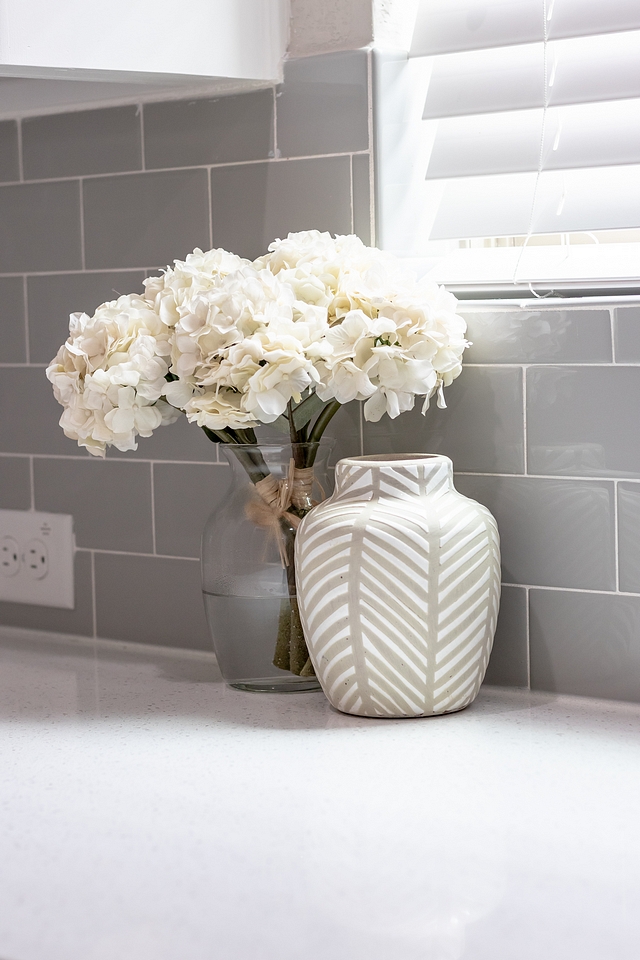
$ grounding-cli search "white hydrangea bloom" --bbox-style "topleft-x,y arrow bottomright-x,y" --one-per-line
263,232 -> 469,421
165,263 -> 332,430
46,295 -> 179,457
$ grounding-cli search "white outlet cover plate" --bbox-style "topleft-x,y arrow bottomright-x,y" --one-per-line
0,510 -> 75,608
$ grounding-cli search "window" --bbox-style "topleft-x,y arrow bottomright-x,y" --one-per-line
375,0 -> 640,294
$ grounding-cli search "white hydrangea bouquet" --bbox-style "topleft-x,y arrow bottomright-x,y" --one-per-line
47,231 -> 468,678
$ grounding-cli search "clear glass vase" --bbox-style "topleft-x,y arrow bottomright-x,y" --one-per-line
202,441 -> 333,692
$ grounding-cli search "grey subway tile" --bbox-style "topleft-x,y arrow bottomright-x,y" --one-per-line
0,276 -> 26,363
144,90 -> 274,169
352,154 -> 371,245
83,170 -> 210,269
154,463 -> 230,558
28,271 -> 146,364
111,414 -> 219,462
211,157 -> 352,260
95,553 -> 210,650
363,367 -> 524,474
0,457 -> 31,509
0,550 -> 93,636
617,482 -> 640,594
34,458 -> 153,553
461,307 -> 612,364
0,181 -> 82,273
614,306 -> 640,362
527,366 -> 640,477
530,589 -> 640,703
0,367 -> 84,455
483,585 -> 529,688
0,121 -> 19,183
22,106 -> 142,180
326,400 -> 363,466
454,474 -> 616,591
277,51 -> 369,158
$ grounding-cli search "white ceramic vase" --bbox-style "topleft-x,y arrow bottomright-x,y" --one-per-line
295,454 -> 501,718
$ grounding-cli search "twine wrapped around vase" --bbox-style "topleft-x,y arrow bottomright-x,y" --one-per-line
244,459 -> 316,566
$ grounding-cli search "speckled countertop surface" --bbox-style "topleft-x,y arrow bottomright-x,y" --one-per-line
1,626 -> 639,960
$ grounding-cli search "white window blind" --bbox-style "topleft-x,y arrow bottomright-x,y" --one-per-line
375,0 -> 640,291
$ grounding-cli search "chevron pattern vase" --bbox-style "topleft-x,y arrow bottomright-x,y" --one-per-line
294,454 -> 501,718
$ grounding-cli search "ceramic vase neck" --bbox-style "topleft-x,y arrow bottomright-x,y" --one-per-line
334,454 -> 455,501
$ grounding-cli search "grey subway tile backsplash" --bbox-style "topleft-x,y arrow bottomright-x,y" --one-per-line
153,464 -> 230,559
483,585 -> 529,688
0,181 -> 82,273
527,365 -> 640,478
211,156 -> 352,260
83,169 -> 210,269
614,306 -> 640,362
1,53 -> 640,707
111,414 -> 219,462
28,271 -> 146,364
277,51 -> 369,158
0,121 -> 19,183
0,276 -> 26,363
0,457 -> 31,509
352,154 -> 371,244
454,474 -> 616,591
364,367 -> 525,474
462,307 -> 612,364
0,367 -> 83,456
34,458 -> 153,553
144,90 -> 274,170
95,553 -> 210,650
22,106 -> 142,180
617,482 -> 640,594
530,589 -> 640,703
0,550 -> 93,636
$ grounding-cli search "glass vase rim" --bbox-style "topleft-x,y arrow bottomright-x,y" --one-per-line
220,439 -> 335,451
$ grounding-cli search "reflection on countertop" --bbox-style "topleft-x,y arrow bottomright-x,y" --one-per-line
1,627 -> 640,960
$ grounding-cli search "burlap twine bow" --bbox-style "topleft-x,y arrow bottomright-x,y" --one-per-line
244,458 -> 315,566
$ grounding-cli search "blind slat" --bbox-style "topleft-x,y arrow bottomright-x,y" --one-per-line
423,31 -> 640,120
425,99 -> 640,179
427,165 -> 640,240
411,0 -> 640,57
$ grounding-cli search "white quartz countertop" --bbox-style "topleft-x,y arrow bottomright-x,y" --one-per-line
1,628 -> 640,960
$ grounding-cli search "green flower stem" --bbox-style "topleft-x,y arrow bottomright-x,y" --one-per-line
307,400 -> 341,460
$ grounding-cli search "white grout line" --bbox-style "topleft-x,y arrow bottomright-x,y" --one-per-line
0,150 -> 370,190
16,118 -> 24,181
525,586 -> 531,689
614,479 -> 620,593
22,275 -> 30,364
28,456 -> 35,510
150,462 -> 157,554
0,363 -> 49,368
272,85 -> 279,159
0,452 -> 225,466
366,48 -> 376,244
206,169 -> 213,249
610,306 -> 617,362
138,103 -> 146,171
0,267 -> 152,279
502,582 -> 640,597
455,470 -> 627,483
90,550 -> 97,638
78,180 -> 86,271
349,154 -> 355,234
522,367 -> 528,475
76,546 -> 200,562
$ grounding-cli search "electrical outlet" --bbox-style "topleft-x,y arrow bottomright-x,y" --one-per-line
0,510 -> 75,608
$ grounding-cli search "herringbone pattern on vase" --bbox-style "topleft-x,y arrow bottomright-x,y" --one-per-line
296,459 -> 500,718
